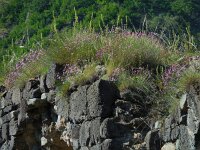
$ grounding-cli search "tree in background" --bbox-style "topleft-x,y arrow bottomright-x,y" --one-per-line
0,0 -> 199,56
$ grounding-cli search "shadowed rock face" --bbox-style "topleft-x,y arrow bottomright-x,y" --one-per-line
0,77 -> 129,150
0,64 -> 200,150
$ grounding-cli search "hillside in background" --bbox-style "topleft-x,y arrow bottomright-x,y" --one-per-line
0,0 -> 200,73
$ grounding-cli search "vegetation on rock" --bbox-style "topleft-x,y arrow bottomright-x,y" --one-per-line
0,0 -> 200,117
1,26 -> 199,116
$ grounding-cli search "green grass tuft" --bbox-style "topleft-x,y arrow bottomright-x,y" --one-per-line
46,30 -> 102,65
57,81 -> 71,97
73,63 -> 98,86
178,71 -> 200,92
116,71 -> 152,92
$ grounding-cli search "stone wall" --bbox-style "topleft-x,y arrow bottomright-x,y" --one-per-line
0,64 -> 200,150
0,67 -> 150,150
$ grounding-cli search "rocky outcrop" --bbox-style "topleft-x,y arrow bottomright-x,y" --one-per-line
146,83 -> 200,150
0,74 -> 150,150
0,64 -> 200,150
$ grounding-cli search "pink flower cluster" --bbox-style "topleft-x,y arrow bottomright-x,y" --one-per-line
162,64 -> 186,86
96,48 -> 104,59
109,66 -> 152,82
130,67 -> 145,75
161,56 -> 200,87
95,45 -> 111,60
15,50 -> 43,70
63,64 -> 81,76
122,31 -> 159,40
5,50 -> 44,87
109,68 -> 125,81
56,64 -> 81,81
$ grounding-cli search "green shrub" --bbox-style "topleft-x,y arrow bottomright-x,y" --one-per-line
100,31 -> 170,70
47,29 -> 172,70
46,30 -> 102,65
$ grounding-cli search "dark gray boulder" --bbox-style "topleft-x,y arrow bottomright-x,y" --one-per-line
178,125 -> 195,150
79,118 -> 101,147
11,87 -> 21,105
87,80 -> 120,119
55,95 -> 69,119
69,85 -> 88,123
145,129 -> 162,150
39,75 -> 48,93
2,123 -> 9,141
1,97 -> 12,108
100,118 -> 131,139
79,121 -> 91,147
46,64 -> 56,89
9,119 -> 18,136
